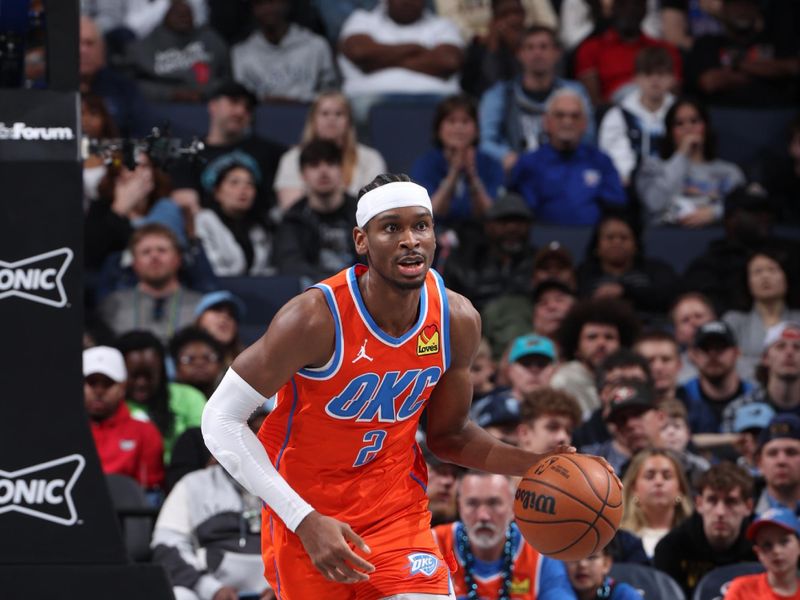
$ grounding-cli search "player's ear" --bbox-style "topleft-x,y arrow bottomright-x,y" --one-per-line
353,226 -> 368,255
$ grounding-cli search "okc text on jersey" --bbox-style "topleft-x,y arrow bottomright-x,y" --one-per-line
325,367 -> 442,422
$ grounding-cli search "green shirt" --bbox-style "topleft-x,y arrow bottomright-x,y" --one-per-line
127,382 -> 206,463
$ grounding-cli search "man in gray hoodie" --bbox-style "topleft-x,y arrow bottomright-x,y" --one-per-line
232,0 -> 337,102
126,0 -> 231,103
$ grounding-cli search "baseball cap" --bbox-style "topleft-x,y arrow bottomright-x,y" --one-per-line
200,150 -> 263,193
693,320 -> 737,349
733,402 -> 776,433
746,507 -> 800,542
763,321 -> 800,351
724,183 -> 775,216
508,334 -> 557,363
605,381 -> 655,423
486,192 -> 532,221
83,346 -> 127,383
209,81 -> 257,109
532,278 -> 576,303
533,241 -> 574,271
758,413 -> 800,449
194,290 -> 246,321
471,391 -> 521,429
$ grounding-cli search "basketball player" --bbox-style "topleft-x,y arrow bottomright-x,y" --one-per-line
202,174 -> 611,599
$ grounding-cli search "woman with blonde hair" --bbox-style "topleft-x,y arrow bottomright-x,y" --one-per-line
621,448 -> 693,558
273,90 -> 386,211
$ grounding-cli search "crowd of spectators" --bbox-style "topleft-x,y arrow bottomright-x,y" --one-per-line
70,0 -> 800,598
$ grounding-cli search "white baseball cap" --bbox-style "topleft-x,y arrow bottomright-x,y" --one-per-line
763,321 -> 800,351
83,346 -> 127,383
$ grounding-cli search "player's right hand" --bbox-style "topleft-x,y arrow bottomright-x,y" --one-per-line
544,444 -> 577,456
295,511 -> 376,584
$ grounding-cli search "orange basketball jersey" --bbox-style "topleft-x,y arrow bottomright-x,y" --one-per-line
257,264 -> 451,535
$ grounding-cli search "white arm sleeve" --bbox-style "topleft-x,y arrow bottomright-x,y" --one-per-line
201,368 -> 314,532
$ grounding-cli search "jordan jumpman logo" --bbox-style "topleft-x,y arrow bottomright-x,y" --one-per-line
352,338 -> 373,363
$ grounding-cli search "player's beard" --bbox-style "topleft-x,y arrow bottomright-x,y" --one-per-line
466,521 -> 505,550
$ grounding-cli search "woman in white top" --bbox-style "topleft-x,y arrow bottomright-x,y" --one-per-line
620,448 -> 693,558
195,152 -> 274,277
273,90 -> 386,211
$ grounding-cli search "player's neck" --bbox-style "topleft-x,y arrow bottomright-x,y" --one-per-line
358,269 -> 422,338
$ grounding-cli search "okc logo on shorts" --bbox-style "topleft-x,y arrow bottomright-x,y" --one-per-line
407,552 -> 439,577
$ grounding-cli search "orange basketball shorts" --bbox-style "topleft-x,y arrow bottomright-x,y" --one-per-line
262,509 -> 452,600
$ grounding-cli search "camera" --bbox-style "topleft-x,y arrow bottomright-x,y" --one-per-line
82,124 -> 205,170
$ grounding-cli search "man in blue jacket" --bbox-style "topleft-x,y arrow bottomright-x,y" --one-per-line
509,89 -> 627,225
478,25 -> 593,173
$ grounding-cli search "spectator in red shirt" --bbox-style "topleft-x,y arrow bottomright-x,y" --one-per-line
83,345 -> 165,491
575,0 -> 682,106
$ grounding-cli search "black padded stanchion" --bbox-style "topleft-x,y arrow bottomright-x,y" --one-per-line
0,2 -> 172,598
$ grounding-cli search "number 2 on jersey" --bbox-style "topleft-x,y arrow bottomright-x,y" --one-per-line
353,430 -> 386,467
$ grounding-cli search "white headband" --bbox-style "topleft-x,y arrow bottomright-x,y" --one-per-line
356,181 -> 433,228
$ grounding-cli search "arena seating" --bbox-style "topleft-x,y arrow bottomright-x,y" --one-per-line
151,98 -> 797,188
710,107 -> 796,168
151,102 -> 207,140
531,225 -> 725,274
151,101 -> 310,148
252,102 -> 310,147
106,474 -> 159,563
367,99 -> 439,174
218,275 -> 304,344
610,563 -> 686,600
692,562 -> 765,600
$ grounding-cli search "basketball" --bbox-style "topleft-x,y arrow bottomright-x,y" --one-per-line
514,453 -> 623,561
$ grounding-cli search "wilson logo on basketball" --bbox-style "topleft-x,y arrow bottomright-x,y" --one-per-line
515,488 -> 557,515
416,324 -> 439,356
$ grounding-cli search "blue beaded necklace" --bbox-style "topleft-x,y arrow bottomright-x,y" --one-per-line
456,522 -> 515,600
